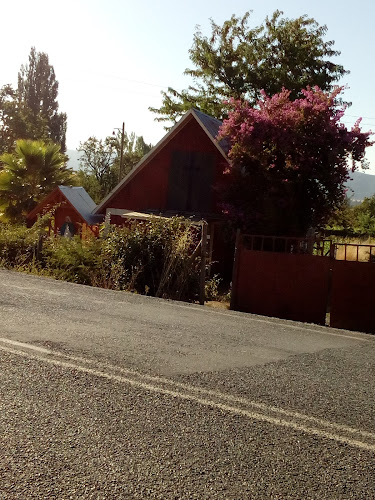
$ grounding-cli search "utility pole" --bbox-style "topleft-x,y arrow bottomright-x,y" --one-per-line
119,122 -> 125,183
114,122 -> 125,183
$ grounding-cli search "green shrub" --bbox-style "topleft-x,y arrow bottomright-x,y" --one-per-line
0,216 -> 203,302
42,234 -> 102,285
101,217 -> 201,300
0,223 -> 41,267
205,274 -> 222,301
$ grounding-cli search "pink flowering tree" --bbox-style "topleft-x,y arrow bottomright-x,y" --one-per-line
218,87 -> 373,235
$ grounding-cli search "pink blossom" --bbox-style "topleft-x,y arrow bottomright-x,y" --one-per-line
217,86 -> 374,234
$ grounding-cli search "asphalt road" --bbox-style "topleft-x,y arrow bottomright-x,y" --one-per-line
0,269 -> 374,499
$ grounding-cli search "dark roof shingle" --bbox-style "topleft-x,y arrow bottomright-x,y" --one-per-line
191,109 -> 231,154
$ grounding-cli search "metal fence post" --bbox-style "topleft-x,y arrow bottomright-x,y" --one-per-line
230,229 -> 241,310
199,221 -> 208,305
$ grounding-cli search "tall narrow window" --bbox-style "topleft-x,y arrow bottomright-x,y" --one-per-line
167,151 -> 214,212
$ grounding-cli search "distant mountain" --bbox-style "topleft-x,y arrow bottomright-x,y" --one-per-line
66,149 -> 82,171
346,171 -> 375,202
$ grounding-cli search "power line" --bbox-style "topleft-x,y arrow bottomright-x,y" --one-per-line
341,123 -> 374,128
343,115 -> 375,121
78,68 -> 174,90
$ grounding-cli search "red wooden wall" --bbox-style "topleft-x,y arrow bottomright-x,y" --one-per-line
104,118 -> 227,214
27,191 -> 97,236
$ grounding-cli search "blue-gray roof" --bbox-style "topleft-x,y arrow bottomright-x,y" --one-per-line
58,186 -> 102,225
191,108 -> 231,155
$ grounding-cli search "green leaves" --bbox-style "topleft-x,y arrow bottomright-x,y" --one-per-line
150,11 -> 347,127
0,48 -> 67,155
0,139 -> 73,222
77,132 -> 152,202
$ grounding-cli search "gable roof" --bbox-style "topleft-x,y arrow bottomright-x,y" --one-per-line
59,186 -> 101,224
94,108 -> 230,215
27,186 -> 102,225
191,109 -> 231,154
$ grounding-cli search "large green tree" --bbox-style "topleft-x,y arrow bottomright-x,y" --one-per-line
17,47 -> 67,151
351,196 -> 375,234
0,85 -> 20,153
77,136 -> 117,202
78,132 -> 152,202
0,48 -> 67,154
326,195 -> 375,235
150,11 -> 347,126
0,139 -> 73,222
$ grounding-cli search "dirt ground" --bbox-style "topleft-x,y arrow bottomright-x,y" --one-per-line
205,300 -> 230,310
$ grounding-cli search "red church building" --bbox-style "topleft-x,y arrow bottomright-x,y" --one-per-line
94,108 -> 230,224
93,109 -> 233,271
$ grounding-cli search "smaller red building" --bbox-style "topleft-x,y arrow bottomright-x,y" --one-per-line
27,186 -> 103,236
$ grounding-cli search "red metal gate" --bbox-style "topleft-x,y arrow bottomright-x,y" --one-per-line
231,234 -> 375,333
231,235 -> 331,325
330,260 -> 375,333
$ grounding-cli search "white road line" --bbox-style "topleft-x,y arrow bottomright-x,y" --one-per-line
0,338 -> 53,354
0,340 -> 374,452
1,337 -> 373,440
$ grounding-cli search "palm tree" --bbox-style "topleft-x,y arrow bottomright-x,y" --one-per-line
0,139 -> 73,222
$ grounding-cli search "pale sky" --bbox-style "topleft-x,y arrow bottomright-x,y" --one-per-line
1,0 -> 375,172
